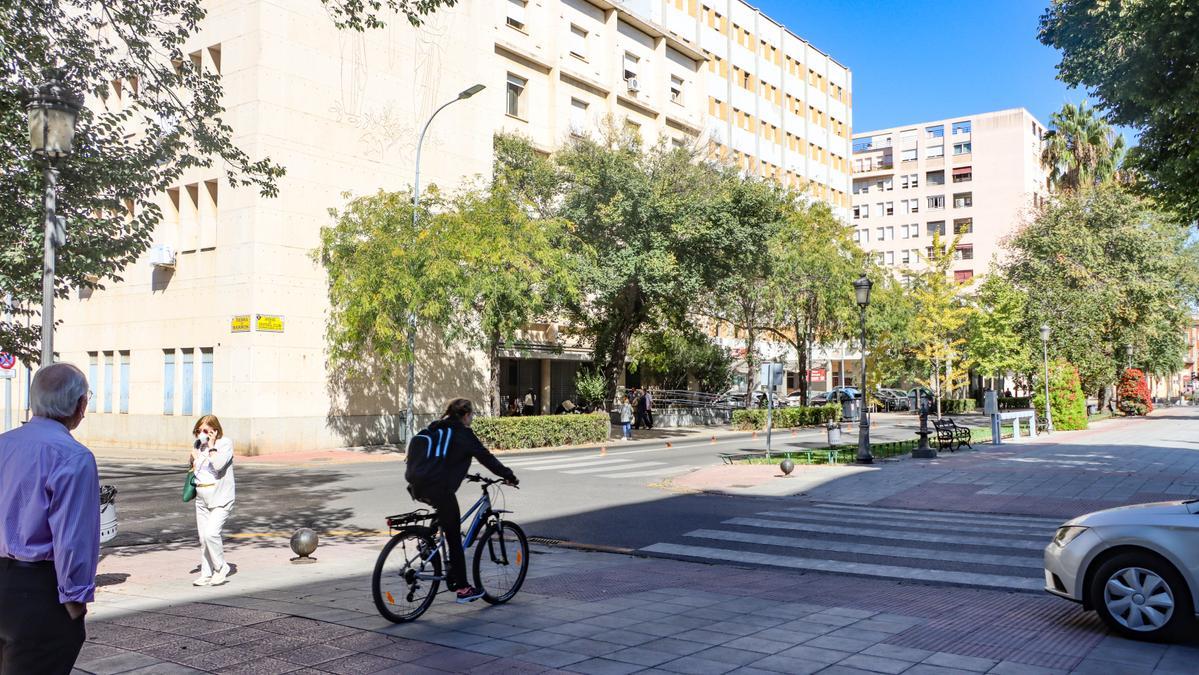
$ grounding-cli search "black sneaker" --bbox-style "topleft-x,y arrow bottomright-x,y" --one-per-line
455,585 -> 485,604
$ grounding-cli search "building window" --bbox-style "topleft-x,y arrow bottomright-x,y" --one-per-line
928,195 -> 945,210
926,170 -> 945,186
886,251 -> 895,265
954,244 -> 974,261
953,192 -> 973,208
901,250 -> 911,264
952,120 -> 972,135
505,73 -> 526,118
623,52 -> 640,82
926,144 -> 944,159
882,177 -> 893,191
570,98 -> 588,135
670,75 -> 684,104
899,129 -> 917,145
102,351 -> 114,413
905,198 -> 920,214
953,141 -> 972,155
163,349 -> 175,415
569,24 -> 587,59
954,269 -> 974,283
87,352 -> 98,413
852,229 -> 860,242
927,220 -> 946,236
900,148 -> 917,162
885,201 -> 894,216
506,0 -> 527,31
953,166 -> 972,183
181,348 -> 194,416
201,348 -> 214,414
876,227 -> 884,241
853,181 -> 869,195
119,351 -> 130,414
926,125 -> 944,139
954,218 -> 973,234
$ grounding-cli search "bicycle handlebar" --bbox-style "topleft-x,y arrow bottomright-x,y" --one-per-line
465,473 -> 519,489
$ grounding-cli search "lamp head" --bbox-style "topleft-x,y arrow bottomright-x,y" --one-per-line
459,84 -> 485,99
852,274 -> 873,308
27,71 -> 83,159
1040,324 -> 1050,342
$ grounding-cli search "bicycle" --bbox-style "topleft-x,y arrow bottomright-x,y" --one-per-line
371,473 -> 529,623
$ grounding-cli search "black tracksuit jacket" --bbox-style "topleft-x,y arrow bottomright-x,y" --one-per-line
404,418 -> 516,494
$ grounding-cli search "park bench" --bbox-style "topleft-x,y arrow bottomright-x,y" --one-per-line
932,418 -> 972,452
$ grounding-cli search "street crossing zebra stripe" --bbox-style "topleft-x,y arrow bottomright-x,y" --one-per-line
724,516 -> 1046,550
602,466 -> 693,479
640,543 -> 1043,591
811,502 -> 1064,528
755,510 -> 1052,538
524,458 -> 638,471
562,461 -> 666,475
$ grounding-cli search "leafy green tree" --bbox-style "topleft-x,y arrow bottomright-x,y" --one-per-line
965,274 -> 1032,390
908,232 -> 976,415
1040,101 -> 1126,191
320,0 -> 458,29
1004,183 -> 1199,405
1033,358 -> 1088,430
629,325 -> 734,393
763,200 -> 862,404
1,0 -> 286,362
863,271 -> 921,392
1039,0 -> 1199,220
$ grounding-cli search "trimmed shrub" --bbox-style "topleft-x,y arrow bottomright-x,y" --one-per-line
1117,368 -> 1153,416
998,396 -> 1032,410
472,413 -> 609,450
1032,359 -> 1088,431
731,404 -> 840,430
938,399 -> 975,414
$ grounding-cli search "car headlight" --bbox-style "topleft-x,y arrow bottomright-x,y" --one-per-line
1053,525 -> 1088,548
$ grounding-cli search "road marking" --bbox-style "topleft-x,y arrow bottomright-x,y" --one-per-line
811,502 -> 1065,528
524,458 -> 637,471
757,510 -> 1053,538
562,461 -> 666,475
640,543 -> 1042,591
602,466 -> 694,479
723,517 -> 1046,550
682,529 -> 1043,569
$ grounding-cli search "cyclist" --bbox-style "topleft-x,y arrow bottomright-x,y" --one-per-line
405,398 -> 519,603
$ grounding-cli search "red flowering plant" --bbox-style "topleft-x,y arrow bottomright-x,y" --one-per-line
1117,368 -> 1153,416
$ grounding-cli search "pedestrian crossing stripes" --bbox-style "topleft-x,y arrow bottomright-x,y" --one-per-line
500,447 -> 694,481
640,502 -> 1059,592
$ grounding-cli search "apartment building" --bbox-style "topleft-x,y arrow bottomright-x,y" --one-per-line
850,108 -> 1048,282
1,0 -> 853,452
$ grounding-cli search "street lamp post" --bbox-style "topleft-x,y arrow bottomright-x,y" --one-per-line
406,84 -> 485,441
853,274 -> 873,464
1040,324 -> 1054,433
27,72 -> 82,367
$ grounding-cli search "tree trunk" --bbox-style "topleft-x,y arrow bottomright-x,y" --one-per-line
488,330 -> 502,417
744,321 -> 758,408
797,321 -> 810,406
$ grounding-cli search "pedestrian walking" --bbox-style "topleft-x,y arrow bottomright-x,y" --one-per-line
190,415 -> 235,587
0,363 -> 98,675
632,388 -> 645,429
643,388 -> 655,430
619,395 -> 634,440
522,389 -> 536,416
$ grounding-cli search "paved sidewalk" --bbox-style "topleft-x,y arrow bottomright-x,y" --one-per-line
78,536 -> 1198,674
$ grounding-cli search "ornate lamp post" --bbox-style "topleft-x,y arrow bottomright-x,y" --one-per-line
406,84 -> 485,441
27,71 -> 83,367
853,274 -> 873,464
1040,324 -> 1054,433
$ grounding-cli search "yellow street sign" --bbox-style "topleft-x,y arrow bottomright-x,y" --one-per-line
231,315 -> 251,333
255,314 -> 284,333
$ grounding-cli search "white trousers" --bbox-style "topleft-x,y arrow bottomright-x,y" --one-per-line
195,496 -> 233,577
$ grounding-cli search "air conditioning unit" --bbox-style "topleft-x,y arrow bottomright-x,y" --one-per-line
149,244 -> 176,269
625,77 -> 640,93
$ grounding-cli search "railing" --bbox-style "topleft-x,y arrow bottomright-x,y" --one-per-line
643,388 -> 738,411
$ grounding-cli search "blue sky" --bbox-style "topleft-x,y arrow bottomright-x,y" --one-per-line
754,0 -> 1089,135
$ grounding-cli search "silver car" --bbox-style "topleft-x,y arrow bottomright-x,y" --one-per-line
1044,499 -> 1199,640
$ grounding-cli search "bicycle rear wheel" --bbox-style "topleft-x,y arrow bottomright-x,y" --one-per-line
472,521 -> 529,604
372,529 -> 441,623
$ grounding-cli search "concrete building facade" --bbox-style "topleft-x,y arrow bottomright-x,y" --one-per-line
850,108 -> 1048,282
2,0 -> 853,453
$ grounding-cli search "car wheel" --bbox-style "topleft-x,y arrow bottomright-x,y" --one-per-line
1089,552 -> 1194,641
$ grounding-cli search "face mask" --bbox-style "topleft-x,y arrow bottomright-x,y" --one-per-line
198,432 -> 209,444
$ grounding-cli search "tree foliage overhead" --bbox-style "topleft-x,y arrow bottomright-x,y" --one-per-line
1,0 -> 286,363
320,0 -> 458,30
1039,0 -> 1199,220
1040,101 -> 1126,191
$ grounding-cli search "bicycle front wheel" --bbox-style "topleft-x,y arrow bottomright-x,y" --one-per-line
372,529 -> 441,623
472,521 -> 529,604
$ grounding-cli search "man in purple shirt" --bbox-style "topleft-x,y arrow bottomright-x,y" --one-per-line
0,362 -> 99,674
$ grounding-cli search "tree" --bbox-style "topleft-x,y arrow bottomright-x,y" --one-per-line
321,0 -> 459,30
629,325 -> 734,393
1004,182 -> 1199,405
1040,101 -> 1126,191
1039,0 -> 1199,220
908,232 -> 976,415
863,271 -> 921,392
965,275 -> 1032,390
1,0 -> 285,363
1033,358 -> 1088,430
763,200 -> 862,404
1117,367 -> 1153,416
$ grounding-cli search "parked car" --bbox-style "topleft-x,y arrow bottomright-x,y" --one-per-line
1044,499 -> 1199,641
875,388 -> 910,411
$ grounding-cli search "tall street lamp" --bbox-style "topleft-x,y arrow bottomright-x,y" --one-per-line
853,274 -> 873,464
406,83 -> 485,440
27,72 -> 83,367
1040,324 -> 1054,433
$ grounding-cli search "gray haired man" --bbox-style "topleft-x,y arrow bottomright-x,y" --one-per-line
0,363 -> 99,674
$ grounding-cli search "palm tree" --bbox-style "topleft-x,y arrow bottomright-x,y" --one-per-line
1041,101 -> 1126,191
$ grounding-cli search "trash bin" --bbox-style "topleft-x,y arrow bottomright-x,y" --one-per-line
827,422 -> 842,446
1087,403 -> 1098,416
841,398 -> 860,422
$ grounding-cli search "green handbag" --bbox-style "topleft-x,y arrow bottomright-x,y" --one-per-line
182,470 -> 197,502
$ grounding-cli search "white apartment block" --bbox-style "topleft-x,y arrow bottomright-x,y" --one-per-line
850,108 -> 1049,282
1,0 -> 854,453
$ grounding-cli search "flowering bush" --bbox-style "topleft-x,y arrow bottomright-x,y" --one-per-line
1032,359 -> 1088,430
1117,368 -> 1153,416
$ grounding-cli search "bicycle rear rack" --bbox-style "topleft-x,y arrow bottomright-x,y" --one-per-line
386,509 -> 433,533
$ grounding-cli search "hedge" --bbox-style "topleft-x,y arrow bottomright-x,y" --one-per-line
998,396 -> 1032,410
938,399 -> 975,414
1033,359 -> 1088,431
732,404 -> 840,430
472,413 -> 610,450
1117,368 -> 1153,416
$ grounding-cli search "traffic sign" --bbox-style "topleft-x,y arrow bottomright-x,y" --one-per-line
0,352 -> 14,379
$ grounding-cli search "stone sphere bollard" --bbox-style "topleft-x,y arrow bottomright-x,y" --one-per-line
779,458 -> 795,476
290,528 -> 319,564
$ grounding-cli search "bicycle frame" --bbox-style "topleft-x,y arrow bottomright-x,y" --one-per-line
415,483 -> 510,581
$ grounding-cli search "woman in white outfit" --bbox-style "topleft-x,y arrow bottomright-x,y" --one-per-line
190,414 -> 235,586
